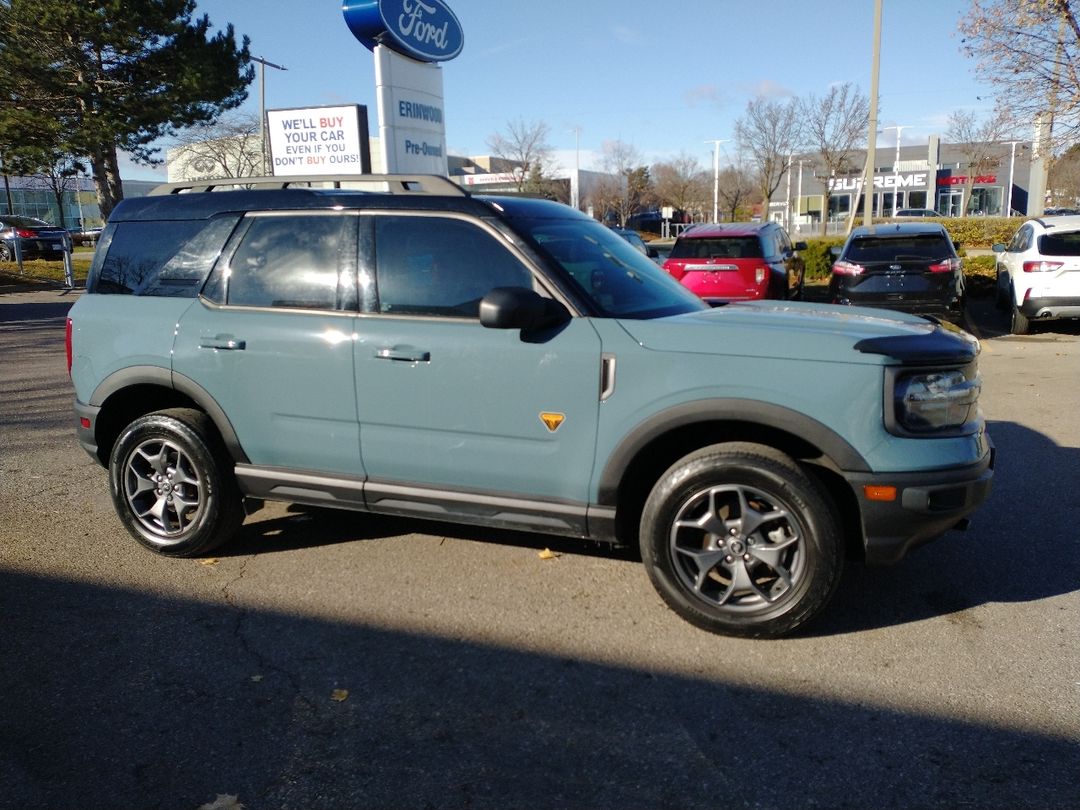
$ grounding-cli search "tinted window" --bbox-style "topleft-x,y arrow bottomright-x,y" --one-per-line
1038,231 -> 1080,256
670,236 -> 764,259
92,219 -> 217,295
375,215 -> 532,317
845,234 -> 953,262
226,214 -> 356,310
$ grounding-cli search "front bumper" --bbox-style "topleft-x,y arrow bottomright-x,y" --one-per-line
844,441 -> 995,565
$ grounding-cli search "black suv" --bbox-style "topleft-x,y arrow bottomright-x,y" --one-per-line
829,222 -> 964,314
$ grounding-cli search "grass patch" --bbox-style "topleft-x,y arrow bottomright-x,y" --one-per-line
0,258 -> 91,285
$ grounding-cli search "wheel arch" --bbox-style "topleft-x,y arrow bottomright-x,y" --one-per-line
597,400 -> 869,548
89,366 -> 248,467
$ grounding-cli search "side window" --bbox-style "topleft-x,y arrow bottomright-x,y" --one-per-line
225,214 -> 356,310
1009,226 -> 1030,253
374,215 -> 533,317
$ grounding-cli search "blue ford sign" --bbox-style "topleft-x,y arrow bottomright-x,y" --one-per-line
343,0 -> 464,62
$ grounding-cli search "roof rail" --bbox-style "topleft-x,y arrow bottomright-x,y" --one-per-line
149,174 -> 467,197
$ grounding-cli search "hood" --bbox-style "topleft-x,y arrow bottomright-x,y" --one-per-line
616,300 -> 978,365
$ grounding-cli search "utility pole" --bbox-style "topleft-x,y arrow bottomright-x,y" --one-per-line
705,139 -> 729,223
863,0 -> 882,228
253,56 -> 288,176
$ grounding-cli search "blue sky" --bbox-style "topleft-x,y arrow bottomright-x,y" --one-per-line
128,0 -> 997,180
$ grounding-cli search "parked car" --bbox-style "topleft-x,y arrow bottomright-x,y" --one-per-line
993,214 -> 1080,334
662,222 -> 807,303
69,226 -> 104,247
610,227 -> 658,259
0,215 -> 69,261
894,208 -> 943,218
647,237 -> 676,265
66,174 -> 993,639
829,222 -> 964,315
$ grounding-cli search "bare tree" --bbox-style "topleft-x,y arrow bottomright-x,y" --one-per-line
717,164 -> 759,222
590,140 -> 650,226
735,96 -> 804,222
170,112 -> 262,180
1049,144 -> 1080,206
486,118 -> 554,193
652,153 -> 710,221
960,0 -> 1080,151
945,108 -> 1012,215
800,83 -> 870,235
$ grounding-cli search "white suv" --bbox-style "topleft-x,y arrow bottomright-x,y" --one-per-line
994,215 -> 1080,334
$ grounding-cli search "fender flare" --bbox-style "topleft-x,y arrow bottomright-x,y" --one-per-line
596,398 -> 870,505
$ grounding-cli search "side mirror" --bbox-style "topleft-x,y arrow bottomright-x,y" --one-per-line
828,246 -> 842,258
794,241 -> 808,252
646,246 -> 659,259
480,287 -> 570,331
992,243 -> 1006,253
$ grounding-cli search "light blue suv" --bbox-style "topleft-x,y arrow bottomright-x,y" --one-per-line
66,175 -> 994,637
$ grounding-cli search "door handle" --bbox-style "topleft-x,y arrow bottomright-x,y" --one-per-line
375,346 -> 430,362
200,335 -> 246,351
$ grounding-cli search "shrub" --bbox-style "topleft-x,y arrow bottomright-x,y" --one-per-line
800,237 -> 846,280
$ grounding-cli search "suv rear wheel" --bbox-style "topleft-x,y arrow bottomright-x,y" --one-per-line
108,408 -> 243,557
639,443 -> 842,638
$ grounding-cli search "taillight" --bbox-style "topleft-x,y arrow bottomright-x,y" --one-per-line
65,318 -> 73,376
15,228 -> 36,238
663,261 -> 686,281
832,260 -> 864,276
755,266 -> 767,284
928,258 -> 961,273
1023,260 -> 1063,273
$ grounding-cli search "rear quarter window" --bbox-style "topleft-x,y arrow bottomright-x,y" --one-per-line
88,216 -> 240,296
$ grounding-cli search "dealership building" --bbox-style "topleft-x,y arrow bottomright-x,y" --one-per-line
774,137 -> 1035,231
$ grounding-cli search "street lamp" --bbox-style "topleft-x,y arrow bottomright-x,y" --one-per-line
881,124 -> 909,217
705,139 -> 729,223
568,126 -> 582,210
253,55 -> 288,176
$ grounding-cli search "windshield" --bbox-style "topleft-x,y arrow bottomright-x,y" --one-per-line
514,216 -> 706,318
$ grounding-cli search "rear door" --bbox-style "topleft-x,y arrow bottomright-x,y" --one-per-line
172,211 -> 364,476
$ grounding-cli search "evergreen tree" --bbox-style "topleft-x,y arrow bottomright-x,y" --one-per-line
0,0 -> 253,219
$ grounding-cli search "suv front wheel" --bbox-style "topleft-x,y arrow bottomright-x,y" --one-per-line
639,443 -> 842,638
109,408 -> 243,557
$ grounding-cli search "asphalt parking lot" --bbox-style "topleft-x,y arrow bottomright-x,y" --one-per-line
1,283 -> 1077,810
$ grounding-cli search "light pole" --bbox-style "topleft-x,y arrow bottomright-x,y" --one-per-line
1004,140 -> 1024,217
568,126 -> 581,210
253,55 -> 288,176
881,124 -> 909,217
795,159 -> 806,233
705,139 -> 729,223
863,0 -> 882,228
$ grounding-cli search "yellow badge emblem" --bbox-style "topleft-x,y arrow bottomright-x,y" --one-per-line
539,412 -> 565,432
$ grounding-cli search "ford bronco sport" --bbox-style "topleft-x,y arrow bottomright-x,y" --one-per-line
67,174 -> 994,638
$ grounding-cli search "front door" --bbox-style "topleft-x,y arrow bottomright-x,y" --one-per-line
353,213 -> 603,516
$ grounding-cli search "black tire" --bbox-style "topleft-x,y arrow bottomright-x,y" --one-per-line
1010,295 -> 1031,335
639,443 -> 842,638
108,408 -> 243,557
0,241 -> 11,262
994,269 -> 1010,310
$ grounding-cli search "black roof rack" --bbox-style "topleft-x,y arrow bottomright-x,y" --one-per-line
150,174 -> 467,197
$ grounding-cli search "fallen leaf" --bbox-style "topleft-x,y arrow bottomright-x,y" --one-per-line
198,558 -> 219,566
330,688 -> 349,702
538,548 -> 560,560
198,795 -> 244,810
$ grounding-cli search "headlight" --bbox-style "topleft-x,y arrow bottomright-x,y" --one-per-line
893,369 -> 981,434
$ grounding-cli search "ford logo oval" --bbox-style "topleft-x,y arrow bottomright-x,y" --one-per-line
343,0 -> 464,63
